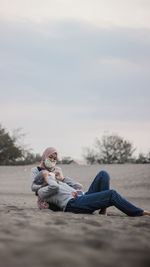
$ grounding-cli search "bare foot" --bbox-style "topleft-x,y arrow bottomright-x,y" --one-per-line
99,208 -> 107,216
142,210 -> 150,216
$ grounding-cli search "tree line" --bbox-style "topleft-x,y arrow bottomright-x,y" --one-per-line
0,124 -> 150,165
83,135 -> 150,164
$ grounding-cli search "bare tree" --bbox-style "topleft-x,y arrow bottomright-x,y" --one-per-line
83,134 -> 136,164
82,147 -> 97,164
96,134 -> 135,164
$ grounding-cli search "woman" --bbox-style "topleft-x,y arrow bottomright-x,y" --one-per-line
30,147 -> 150,216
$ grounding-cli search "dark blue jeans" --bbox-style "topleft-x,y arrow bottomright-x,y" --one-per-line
65,170 -> 144,216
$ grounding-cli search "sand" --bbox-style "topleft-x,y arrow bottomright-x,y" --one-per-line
0,164 -> 150,267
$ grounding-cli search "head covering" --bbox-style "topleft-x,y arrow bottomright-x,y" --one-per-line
40,147 -> 58,170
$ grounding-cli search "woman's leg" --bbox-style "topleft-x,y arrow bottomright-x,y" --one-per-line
85,170 -> 110,194
85,170 -> 110,214
65,189 -> 144,216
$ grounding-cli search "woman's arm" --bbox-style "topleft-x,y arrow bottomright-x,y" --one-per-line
33,170 -> 45,184
30,167 -> 43,192
30,167 -> 59,194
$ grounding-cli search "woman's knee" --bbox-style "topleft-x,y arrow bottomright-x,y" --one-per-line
110,189 -> 117,201
98,170 -> 110,181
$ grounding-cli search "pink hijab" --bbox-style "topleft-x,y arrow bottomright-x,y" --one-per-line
39,147 -> 58,170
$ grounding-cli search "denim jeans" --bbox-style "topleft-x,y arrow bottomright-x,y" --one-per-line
65,170 -> 144,216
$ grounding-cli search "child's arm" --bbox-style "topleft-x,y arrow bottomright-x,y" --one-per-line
63,176 -> 83,190
41,171 -> 59,195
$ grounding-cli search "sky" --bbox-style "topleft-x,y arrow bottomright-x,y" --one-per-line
0,0 -> 150,159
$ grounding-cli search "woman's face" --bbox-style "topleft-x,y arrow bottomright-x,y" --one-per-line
48,152 -> 57,162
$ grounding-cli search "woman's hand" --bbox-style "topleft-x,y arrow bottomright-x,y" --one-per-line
43,170 -> 50,179
41,181 -> 48,187
55,171 -> 64,181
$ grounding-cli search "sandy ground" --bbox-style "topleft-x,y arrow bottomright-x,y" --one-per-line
0,164 -> 150,267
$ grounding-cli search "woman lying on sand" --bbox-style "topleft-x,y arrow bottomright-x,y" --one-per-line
30,147 -> 150,216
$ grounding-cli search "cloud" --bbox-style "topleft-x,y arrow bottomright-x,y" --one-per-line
0,0 -> 150,29
1,19 -> 150,106
0,15 -> 150,158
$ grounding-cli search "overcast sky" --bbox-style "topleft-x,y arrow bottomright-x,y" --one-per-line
0,0 -> 150,159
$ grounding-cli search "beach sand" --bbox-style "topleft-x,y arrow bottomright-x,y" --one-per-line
0,164 -> 150,267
